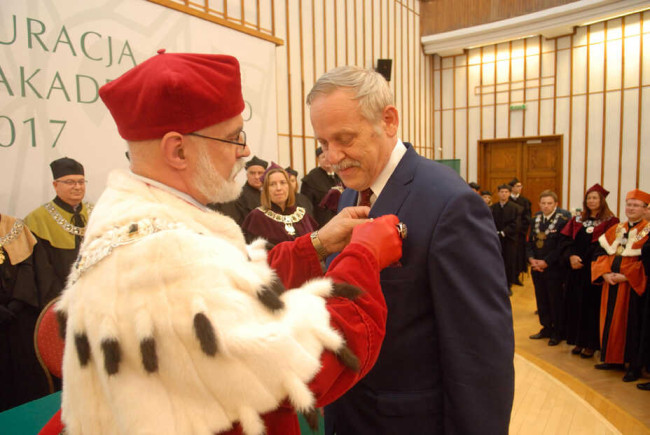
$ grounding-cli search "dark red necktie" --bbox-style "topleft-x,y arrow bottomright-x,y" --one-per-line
359,188 -> 373,207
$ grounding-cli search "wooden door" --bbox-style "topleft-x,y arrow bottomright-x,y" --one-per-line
478,136 -> 563,214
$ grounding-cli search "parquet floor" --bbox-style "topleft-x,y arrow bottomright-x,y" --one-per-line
511,274 -> 650,434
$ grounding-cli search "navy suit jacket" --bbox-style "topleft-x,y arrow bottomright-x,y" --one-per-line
325,144 -> 515,434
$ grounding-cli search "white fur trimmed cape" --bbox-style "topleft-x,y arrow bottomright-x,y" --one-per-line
56,170 -> 383,435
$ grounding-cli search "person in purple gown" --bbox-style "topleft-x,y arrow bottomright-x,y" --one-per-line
242,165 -> 319,247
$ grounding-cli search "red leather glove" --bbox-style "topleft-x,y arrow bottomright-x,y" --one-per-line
349,214 -> 402,269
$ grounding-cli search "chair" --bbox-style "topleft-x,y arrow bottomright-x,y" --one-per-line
33,297 -> 64,394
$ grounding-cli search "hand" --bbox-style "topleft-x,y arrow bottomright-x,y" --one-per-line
602,273 -> 626,285
569,255 -> 583,270
537,260 -> 548,270
0,305 -> 16,325
348,214 -> 402,269
602,273 -> 616,285
317,206 -> 371,255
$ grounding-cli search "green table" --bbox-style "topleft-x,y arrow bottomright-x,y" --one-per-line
0,392 -> 60,435
0,393 -> 324,434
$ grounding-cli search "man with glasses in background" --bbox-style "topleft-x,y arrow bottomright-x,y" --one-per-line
24,157 -> 92,306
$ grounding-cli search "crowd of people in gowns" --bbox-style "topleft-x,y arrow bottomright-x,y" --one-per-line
477,178 -> 650,391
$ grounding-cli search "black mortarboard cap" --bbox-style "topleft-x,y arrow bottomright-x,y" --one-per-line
50,157 -> 84,179
245,155 -> 268,169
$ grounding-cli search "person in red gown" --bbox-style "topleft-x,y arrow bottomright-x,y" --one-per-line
592,189 -> 649,381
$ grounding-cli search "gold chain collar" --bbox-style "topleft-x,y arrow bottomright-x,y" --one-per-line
44,202 -> 93,236
258,206 -> 306,236
0,220 -> 25,264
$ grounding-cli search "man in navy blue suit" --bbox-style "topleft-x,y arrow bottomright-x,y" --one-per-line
308,66 -> 515,434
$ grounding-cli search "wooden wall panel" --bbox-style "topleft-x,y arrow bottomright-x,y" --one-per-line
420,0 -> 580,35
433,10 -> 650,215
273,0 -> 430,180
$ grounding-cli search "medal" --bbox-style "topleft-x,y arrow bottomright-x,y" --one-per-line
536,239 -> 544,249
0,250 -> 4,265
586,226 -> 594,234
283,218 -> 296,236
616,245 -> 625,255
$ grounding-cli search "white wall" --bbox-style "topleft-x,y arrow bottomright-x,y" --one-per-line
0,0 -> 277,217
433,11 -> 650,216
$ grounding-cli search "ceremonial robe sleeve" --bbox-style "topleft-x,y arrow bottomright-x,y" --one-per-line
591,254 -> 612,283
269,235 -> 387,406
268,234 -> 324,288
621,258 -> 647,296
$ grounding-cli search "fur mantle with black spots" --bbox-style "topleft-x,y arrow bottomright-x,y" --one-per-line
57,170 -> 356,435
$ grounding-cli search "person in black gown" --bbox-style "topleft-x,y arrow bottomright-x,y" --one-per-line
242,165 -> 318,247
301,147 -> 342,228
0,213 -> 50,411
561,184 -> 618,358
285,166 -> 314,217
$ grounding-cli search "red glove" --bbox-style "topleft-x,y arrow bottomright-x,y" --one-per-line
349,214 -> 402,269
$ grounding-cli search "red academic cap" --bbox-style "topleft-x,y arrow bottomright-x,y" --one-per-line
586,183 -> 609,198
626,189 -> 650,205
99,49 -> 245,141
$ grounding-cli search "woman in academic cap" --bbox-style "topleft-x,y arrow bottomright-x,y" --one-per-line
242,164 -> 319,247
0,213 -> 49,410
561,184 -> 618,358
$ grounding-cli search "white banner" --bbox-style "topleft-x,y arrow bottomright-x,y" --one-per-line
0,0 -> 278,218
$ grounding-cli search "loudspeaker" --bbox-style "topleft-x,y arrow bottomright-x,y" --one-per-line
376,59 -> 392,82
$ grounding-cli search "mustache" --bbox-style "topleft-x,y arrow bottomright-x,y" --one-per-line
332,159 -> 361,172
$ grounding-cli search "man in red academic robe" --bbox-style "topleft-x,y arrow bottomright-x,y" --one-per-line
592,188 -> 649,381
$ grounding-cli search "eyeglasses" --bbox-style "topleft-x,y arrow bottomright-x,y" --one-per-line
188,130 -> 247,148
56,179 -> 88,186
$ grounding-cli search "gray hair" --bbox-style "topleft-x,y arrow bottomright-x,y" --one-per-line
306,66 -> 393,123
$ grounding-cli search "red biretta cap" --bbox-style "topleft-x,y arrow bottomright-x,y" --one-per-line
586,183 -> 609,198
99,49 -> 245,141
626,189 -> 650,205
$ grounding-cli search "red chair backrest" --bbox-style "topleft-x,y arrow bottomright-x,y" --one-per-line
34,298 -> 65,380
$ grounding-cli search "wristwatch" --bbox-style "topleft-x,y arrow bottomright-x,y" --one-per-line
310,231 -> 328,261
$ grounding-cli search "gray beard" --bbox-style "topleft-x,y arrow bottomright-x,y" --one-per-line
193,152 -> 245,204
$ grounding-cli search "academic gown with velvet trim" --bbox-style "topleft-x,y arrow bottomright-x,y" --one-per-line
560,215 -> 619,350
592,221 -> 649,364
23,197 -> 90,305
241,204 -> 318,247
